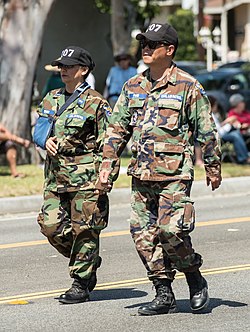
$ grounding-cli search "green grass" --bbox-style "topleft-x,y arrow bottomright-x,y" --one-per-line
0,164 -> 44,198
1,159 -> 250,198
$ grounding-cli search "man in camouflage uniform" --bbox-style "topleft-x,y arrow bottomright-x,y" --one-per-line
99,23 -> 222,315
36,46 -> 112,304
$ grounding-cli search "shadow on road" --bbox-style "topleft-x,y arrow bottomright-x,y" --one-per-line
90,287 -> 148,302
125,297 -> 248,313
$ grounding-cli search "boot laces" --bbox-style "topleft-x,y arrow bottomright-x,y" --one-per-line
153,285 -> 173,305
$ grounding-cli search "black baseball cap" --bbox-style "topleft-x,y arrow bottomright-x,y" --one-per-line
136,22 -> 178,47
51,46 -> 95,70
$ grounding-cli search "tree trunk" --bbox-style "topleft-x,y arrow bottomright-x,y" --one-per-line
0,0 -> 55,161
111,0 -> 131,55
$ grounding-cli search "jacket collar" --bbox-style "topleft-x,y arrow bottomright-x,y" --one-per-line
137,62 -> 178,92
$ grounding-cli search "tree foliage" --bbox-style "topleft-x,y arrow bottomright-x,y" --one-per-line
95,0 -> 159,24
94,0 -> 111,13
94,3 -> 197,61
168,9 -> 198,61
94,0 -> 160,54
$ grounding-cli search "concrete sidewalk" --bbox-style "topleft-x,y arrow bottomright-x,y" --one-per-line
0,176 -> 249,215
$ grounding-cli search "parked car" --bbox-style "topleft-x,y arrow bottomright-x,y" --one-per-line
175,61 -> 206,76
195,68 -> 250,118
217,60 -> 250,70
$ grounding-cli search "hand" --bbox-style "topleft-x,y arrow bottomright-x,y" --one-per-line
99,169 -> 111,184
234,120 -> 241,129
227,115 -> 237,124
241,123 -> 249,129
46,136 -> 58,156
22,139 -> 31,148
95,169 -> 112,194
0,126 -> 8,134
206,174 -> 222,191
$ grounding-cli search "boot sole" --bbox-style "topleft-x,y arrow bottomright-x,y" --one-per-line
191,295 -> 210,312
58,296 -> 90,304
138,306 -> 178,316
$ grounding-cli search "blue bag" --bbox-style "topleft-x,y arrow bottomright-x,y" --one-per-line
33,116 -> 55,149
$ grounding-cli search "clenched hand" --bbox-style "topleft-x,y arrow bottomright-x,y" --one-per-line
46,136 -> 58,156
206,174 -> 222,191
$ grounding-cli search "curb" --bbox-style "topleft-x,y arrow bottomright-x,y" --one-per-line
0,176 -> 249,215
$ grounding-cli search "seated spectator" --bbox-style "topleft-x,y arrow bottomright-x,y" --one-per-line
228,94 -> 250,134
0,123 -> 31,178
104,53 -> 137,108
209,96 -> 250,165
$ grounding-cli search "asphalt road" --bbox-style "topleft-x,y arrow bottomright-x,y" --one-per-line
0,191 -> 250,332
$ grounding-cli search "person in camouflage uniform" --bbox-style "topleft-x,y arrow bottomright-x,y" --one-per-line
36,46 -> 112,304
98,23 -> 222,315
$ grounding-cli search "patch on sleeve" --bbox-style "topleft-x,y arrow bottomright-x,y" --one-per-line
195,82 -> 206,95
103,104 -> 112,117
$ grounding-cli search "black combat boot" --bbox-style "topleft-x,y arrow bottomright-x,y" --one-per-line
88,256 -> 102,292
138,279 -> 177,315
185,270 -> 209,311
58,278 -> 90,304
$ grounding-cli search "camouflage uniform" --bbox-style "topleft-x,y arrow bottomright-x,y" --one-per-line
101,64 -> 221,281
37,86 -> 111,280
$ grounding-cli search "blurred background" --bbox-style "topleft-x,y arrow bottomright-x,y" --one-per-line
1,0 -> 250,165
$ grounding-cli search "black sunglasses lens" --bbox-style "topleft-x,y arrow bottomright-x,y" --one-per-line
58,64 -> 75,69
140,40 -> 158,49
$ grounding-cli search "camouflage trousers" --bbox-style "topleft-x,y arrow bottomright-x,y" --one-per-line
37,189 -> 109,280
130,177 -> 202,281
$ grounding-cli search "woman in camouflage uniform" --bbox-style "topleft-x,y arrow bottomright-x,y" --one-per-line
36,46 -> 112,304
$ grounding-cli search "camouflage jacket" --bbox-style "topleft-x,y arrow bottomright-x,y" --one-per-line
101,63 -> 221,182
37,87 -> 112,192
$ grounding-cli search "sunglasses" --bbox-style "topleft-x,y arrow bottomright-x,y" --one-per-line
58,64 -> 77,70
140,39 -> 168,50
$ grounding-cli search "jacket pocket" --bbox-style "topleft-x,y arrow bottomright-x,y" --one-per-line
63,113 -> 88,132
156,98 -> 182,130
56,155 -> 96,188
128,98 -> 145,127
154,142 -> 184,174
88,194 -> 109,230
175,201 -> 195,233
80,193 -> 109,230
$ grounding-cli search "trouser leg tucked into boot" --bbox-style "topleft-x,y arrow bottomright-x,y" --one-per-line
138,279 -> 177,316
185,270 -> 209,311
58,277 -> 90,304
